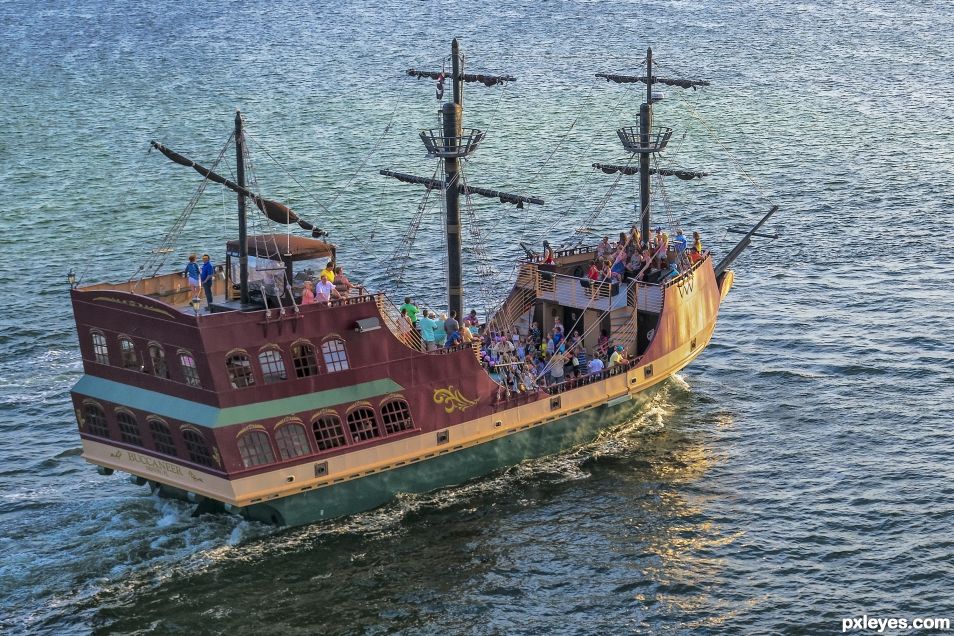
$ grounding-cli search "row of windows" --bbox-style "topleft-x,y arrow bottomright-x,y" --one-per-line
80,397 -> 415,471
237,400 -> 414,468
82,402 -> 215,467
90,331 -> 202,387
224,338 -> 349,389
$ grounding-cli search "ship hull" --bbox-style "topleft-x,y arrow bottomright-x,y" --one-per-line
228,387 -> 657,526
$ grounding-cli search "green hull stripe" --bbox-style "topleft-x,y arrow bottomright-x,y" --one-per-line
71,375 -> 403,428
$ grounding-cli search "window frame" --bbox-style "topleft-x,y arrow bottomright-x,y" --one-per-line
321,337 -> 349,373
148,342 -> 169,379
258,347 -> 288,384
90,330 -> 109,365
148,417 -> 177,457
118,335 -> 140,371
236,428 -> 276,468
177,350 -> 202,387
346,405 -> 380,442
225,349 -> 256,389
181,426 -> 215,467
291,339 -> 320,378
115,408 -> 142,446
274,419 -> 312,460
380,398 -> 414,435
311,411 -> 348,451
82,401 -> 110,438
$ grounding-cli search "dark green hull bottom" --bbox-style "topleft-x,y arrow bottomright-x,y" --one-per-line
160,389 -> 657,527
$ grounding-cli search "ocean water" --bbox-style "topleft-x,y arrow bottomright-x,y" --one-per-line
1,0 -> 953,633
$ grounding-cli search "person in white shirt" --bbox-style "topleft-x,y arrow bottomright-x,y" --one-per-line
314,273 -> 340,304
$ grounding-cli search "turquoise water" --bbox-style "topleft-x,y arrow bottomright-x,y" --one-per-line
2,0 -> 953,633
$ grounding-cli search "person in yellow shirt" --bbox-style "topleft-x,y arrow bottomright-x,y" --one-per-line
321,261 -> 336,284
609,345 -> 626,367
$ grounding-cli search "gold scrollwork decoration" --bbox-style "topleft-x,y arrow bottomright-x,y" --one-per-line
433,386 -> 478,414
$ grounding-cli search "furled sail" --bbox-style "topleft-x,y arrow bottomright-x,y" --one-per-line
592,162 -> 709,180
380,169 -> 544,207
595,73 -> 710,90
406,69 -> 516,86
150,140 -> 320,230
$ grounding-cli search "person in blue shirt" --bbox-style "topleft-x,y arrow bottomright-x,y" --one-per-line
184,254 -> 200,299
200,254 -> 215,310
419,311 -> 437,351
673,229 -> 688,254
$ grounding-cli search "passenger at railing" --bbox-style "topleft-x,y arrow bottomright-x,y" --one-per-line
611,250 -> 627,283
529,321 -> 542,346
617,231 -> 629,252
200,254 -> 215,310
653,230 -> 669,269
400,297 -> 419,325
460,323 -> 473,344
610,345 -> 626,367
673,229 -> 688,255
334,266 -> 354,295
688,231 -> 704,264
522,365 -> 537,392
467,308 -> 479,329
321,261 -> 336,284
516,336 -> 527,359
663,259 -> 681,282
185,254 -> 201,300
542,240 -> 555,265
420,311 -> 438,351
444,311 -> 460,346
625,250 -> 642,280
445,329 -> 462,349
314,273 -> 341,305
596,236 -> 612,261
587,355 -> 605,375
629,225 -> 642,251
301,280 -> 316,305
587,260 -> 601,281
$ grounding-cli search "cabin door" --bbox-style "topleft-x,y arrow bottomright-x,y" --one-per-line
563,307 -> 582,342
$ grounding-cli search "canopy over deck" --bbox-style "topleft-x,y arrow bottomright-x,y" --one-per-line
226,234 -> 336,262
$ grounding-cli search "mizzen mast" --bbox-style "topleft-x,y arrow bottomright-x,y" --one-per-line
386,38 -> 541,319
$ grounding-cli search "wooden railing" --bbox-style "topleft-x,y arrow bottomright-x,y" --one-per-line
375,294 -> 424,351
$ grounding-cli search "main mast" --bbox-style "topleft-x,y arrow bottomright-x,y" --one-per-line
639,48 -> 653,242
444,39 -> 464,319
235,110 -> 250,305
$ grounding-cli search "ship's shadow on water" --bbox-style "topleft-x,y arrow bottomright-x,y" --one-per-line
74,380 -> 729,635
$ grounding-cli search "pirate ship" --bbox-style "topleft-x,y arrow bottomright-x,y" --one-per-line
69,41 -> 776,526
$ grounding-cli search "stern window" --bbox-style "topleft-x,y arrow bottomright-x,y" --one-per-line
116,411 -> 141,446
381,400 -> 414,435
178,352 -> 202,388
275,423 -> 311,460
83,403 -> 109,438
149,419 -> 177,457
237,430 -> 275,468
226,352 -> 255,388
118,337 -> 140,371
347,407 -> 380,442
148,344 -> 169,379
312,414 -> 347,451
182,429 -> 214,467
321,338 -> 349,373
258,349 -> 287,384
91,332 -> 109,365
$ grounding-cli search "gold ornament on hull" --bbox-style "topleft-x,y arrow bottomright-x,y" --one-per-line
433,386 -> 478,413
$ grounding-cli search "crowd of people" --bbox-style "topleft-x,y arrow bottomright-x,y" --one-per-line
300,261 -> 357,305
589,225 -> 703,285
396,296 -> 633,395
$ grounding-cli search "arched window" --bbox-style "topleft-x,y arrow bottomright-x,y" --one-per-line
116,410 -> 142,446
258,348 -> 287,384
225,351 -> 255,388
380,399 -> 414,435
275,422 -> 311,460
148,343 -> 169,379
312,413 -> 347,451
91,331 -> 109,365
347,407 -> 379,442
237,430 -> 275,468
149,418 -> 177,456
182,428 -> 214,467
118,336 -> 140,371
291,341 -> 320,378
178,351 -> 202,387
321,338 -> 349,372
83,402 -> 109,438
